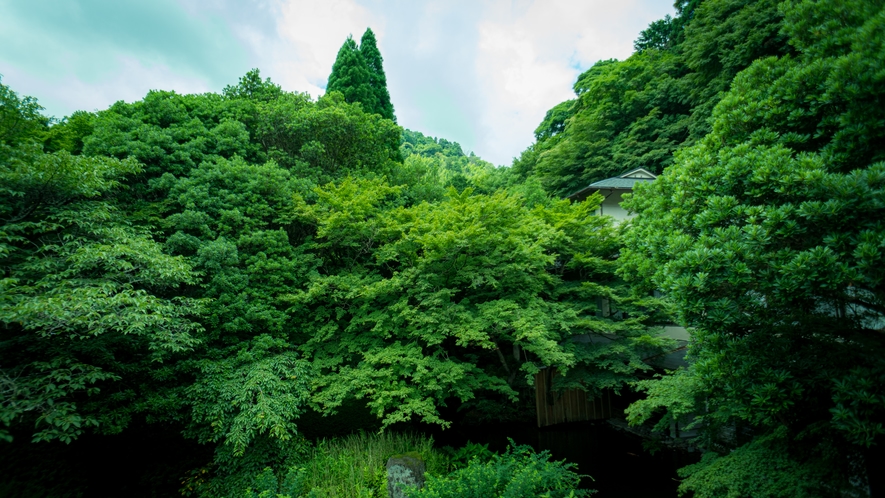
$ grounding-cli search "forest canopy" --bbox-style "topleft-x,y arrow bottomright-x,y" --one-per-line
2,0 -> 884,495
1,63 -> 666,495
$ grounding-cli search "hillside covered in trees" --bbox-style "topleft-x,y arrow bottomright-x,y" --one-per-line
2,1 -> 884,496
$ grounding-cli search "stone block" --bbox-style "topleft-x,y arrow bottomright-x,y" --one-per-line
386,452 -> 425,498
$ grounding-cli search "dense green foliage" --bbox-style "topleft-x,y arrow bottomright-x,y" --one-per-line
210,434 -> 589,498
1,48 -> 664,492
401,129 -> 465,159
189,432 -> 446,498
614,0 -> 885,495
359,28 -> 396,123
294,433 -> 445,498
290,180 -> 669,428
412,441 -> 592,498
0,83 -> 205,445
5,0 -> 883,494
327,29 -> 396,122
398,129 -> 514,199
514,0 -> 790,196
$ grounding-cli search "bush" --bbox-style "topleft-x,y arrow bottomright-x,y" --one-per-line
409,441 -> 594,498
438,441 -> 495,470
242,432 -> 446,498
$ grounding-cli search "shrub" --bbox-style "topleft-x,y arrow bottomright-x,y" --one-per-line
241,432 -> 446,498
409,440 -> 594,498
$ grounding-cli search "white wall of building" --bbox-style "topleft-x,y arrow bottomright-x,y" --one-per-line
597,190 -> 630,221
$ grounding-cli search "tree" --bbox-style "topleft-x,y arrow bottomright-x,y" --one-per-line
401,129 -> 465,158
223,68 -> 282,102
286,178 -> 670,427
634,15 -> 676,52
252,90 -> 402,183
622,0 -> 885,493
326,29 -> 396,122
0,81 -> 204,444
360,28 -> 396,122
516,0 -> 789,197
326,36 -> 378,115
0,76 -> 49,159
634,0 -> 705,52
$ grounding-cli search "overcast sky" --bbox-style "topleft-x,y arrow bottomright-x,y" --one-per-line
0,0 -> 674,166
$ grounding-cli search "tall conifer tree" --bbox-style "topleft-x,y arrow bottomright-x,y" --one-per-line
359,28 -> 396,122
326,30 -> 395,122
326,36 -> 377,112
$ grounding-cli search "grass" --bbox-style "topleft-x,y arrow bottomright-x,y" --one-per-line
299,432 -> 447,497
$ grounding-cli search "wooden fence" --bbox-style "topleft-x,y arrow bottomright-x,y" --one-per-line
534,367 -> 621,427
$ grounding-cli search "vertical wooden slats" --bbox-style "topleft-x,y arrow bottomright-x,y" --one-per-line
535,368 -> 617,427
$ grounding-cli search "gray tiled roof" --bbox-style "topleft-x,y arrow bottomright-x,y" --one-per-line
587,177 -> 654,189
567,167 -> 657,199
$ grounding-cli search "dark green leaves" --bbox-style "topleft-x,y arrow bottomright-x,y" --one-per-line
326,28 -> 396,122
621,0 -> 885,493
187,335 -> 310,456
1,134 -> 203,443
360,28 -> 396,122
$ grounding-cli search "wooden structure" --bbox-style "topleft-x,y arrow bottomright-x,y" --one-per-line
534,367 -> 619,428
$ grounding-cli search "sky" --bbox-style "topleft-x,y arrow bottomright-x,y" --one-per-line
0,0 -> 675,166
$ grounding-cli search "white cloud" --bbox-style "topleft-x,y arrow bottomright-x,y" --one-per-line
272,0 -> 384,96
469,0 -> 673,165
2,56 -> 212,119
474,18 -> 579,165
2,0 -> 675,165
201,0 -> 675,165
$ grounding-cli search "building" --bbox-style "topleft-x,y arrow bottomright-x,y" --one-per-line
567,167 -> 657,222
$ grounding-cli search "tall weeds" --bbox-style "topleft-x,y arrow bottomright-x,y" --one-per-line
300,432 -> 446,497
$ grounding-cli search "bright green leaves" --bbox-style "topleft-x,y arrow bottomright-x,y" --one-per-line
292,184 -> 559,426
298,177 -> 401,259
187,335 -> 310,456
312,343 -> 497,429
626,368 -> 700,434
287,178 -> 666,427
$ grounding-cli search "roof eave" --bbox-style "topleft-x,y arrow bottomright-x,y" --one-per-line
568,185 -> 636,199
